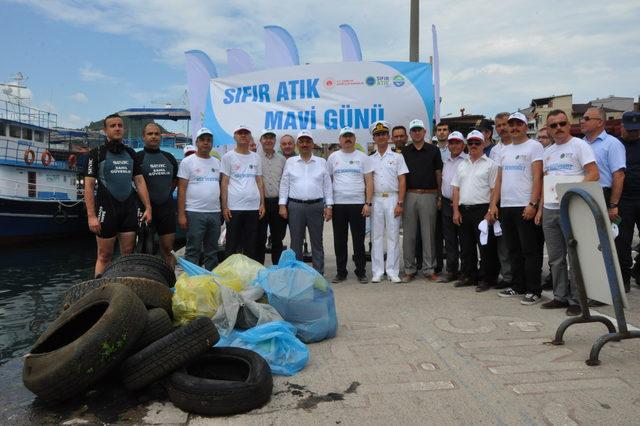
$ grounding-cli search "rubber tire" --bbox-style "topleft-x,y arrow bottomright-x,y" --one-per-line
22,283 -> 147,403
132,308 -> 175,353
59,277 -> 173,316
102,253 -> 176,287
164,347 -> 273,415
120,317 -> 219,390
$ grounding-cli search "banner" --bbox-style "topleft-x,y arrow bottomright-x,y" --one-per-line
185,50 -> 218,142
207,61 -> 434,145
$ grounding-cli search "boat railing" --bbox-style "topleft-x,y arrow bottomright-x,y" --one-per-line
0,99 -> 58,129
0,176 -> 83,203
0,137 -> 73,171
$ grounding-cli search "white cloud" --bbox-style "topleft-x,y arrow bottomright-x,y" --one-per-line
79,63 -> 116,82
66,113 -> 86,128
68,92 -> 88,103
14,0 -> 640,117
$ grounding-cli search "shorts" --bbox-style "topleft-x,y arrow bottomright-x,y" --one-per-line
95,192 -> 139,239
149,200 -> 176,236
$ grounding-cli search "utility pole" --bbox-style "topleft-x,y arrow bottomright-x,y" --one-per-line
410,0 -> 419,62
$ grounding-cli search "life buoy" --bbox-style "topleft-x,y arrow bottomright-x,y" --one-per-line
41,151 -> 53,167
53,209 -> 68,225
24,149 -> 36,164
67,154 -> 77,169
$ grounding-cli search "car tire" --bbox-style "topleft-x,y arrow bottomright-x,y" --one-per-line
120,317 -> 219,390
164,347 -> 272,415
102,254 -> 176,287
132,308 -> 175,353
59,277 -> 173,317
22,283 -> 147,403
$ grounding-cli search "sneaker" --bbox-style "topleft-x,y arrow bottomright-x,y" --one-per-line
541,299 -> 569,309
332,275 -> 347,283
498,288 -> 519,298
566,305 -> 582,316
371,275 -> 382,283
389,275 -> 402,283
357,275 -> 369,284
401,274 -> 415,283
521,294 -> 541,305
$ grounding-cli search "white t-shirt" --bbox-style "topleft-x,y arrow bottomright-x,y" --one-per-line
543,137 -> 596,209
220,150 -> 262,210
498,139 -> 544,207
326,150 -> 373,204
177,154 -> 221,212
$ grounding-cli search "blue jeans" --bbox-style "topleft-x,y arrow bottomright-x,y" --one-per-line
185,211 -> 221,270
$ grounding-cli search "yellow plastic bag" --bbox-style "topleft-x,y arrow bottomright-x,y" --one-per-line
212,254 -> 265,291
172,273 -> 221,325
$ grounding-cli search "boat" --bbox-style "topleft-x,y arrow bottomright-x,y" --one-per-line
0,76 -> 91,244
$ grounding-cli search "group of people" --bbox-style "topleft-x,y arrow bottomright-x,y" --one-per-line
85,108 -> 640,317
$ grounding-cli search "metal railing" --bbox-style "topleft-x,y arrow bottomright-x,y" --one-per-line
0,99 -> 57,129
0,176 -> 82,202
0,137 -> 72,170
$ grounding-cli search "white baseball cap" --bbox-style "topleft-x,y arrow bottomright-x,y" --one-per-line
508,112 -> 528,125
297,130 -> 313,140
409,119 -> 425,130
260,129 -> 276,138
183,144 -> 196,154
195,127 -> 213,139
233,125 -> 252,134
448,131 -> 465,143
339,126 -> 355,136
432,136 -> 438,142
466,130 -> 484,142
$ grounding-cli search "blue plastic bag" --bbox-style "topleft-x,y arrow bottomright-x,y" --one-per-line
216,321 -> 309,376
254,249 -> 338,343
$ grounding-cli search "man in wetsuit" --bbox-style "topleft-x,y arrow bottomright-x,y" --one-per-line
136,123 -> 178,268
84,113 -> 152,276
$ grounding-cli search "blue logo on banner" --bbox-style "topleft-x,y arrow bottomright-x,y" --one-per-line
393,75 -> 405,87
365,76 -> 376,86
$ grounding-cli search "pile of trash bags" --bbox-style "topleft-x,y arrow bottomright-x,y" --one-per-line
172,249 -> 338,375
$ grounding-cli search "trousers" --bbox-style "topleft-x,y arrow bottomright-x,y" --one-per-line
371,193 -> 401,278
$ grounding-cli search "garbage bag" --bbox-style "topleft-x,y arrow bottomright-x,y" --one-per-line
212,282 -> 283,336
212,254 -> 265,292
255,249 -> 338,343
172,273 -> 221,325
216,321 -> 309,376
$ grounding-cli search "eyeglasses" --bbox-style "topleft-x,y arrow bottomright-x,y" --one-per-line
581,116 -> 601,122
548,121 -> 568,129
467,140 -> 483,146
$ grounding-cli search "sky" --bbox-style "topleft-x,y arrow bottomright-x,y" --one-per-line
1,0 -> 639,132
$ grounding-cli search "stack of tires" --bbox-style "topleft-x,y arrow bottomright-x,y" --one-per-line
22,254 -> 273,416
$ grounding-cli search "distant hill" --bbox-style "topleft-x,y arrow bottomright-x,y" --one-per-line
86,118 -> 168,136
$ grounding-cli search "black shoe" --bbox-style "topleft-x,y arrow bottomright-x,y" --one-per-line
541,299 -> 569,309
476,282 -> 491,292
455,277 -> 476,287
357,275 -> 369,284
566,305 -> 582,316
437,272 -> 459,283
332,275 -> 347,283
495,280 -> 512,290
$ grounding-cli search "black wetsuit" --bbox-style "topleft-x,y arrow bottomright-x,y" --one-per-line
135,147 -> 178,235
84,141 -> 141,238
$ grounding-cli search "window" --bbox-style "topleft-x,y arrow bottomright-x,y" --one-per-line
22,128 -> 33,140
28,172 -> 36,198
9,125 -> 20,138
34,130 -> 44,142
0,122 -> 5,136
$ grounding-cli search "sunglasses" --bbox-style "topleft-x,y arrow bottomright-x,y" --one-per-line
467,140 -> 483,146
548,121 -> 568,129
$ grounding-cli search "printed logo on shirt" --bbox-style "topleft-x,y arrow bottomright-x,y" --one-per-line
560,153 -> 574,159
547,163 -> 574,171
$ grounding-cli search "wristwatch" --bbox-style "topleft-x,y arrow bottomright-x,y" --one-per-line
528,201 -> 539,208
366,202 -> 372,207
608,202 -> 618,209
397,201 -> 403,206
